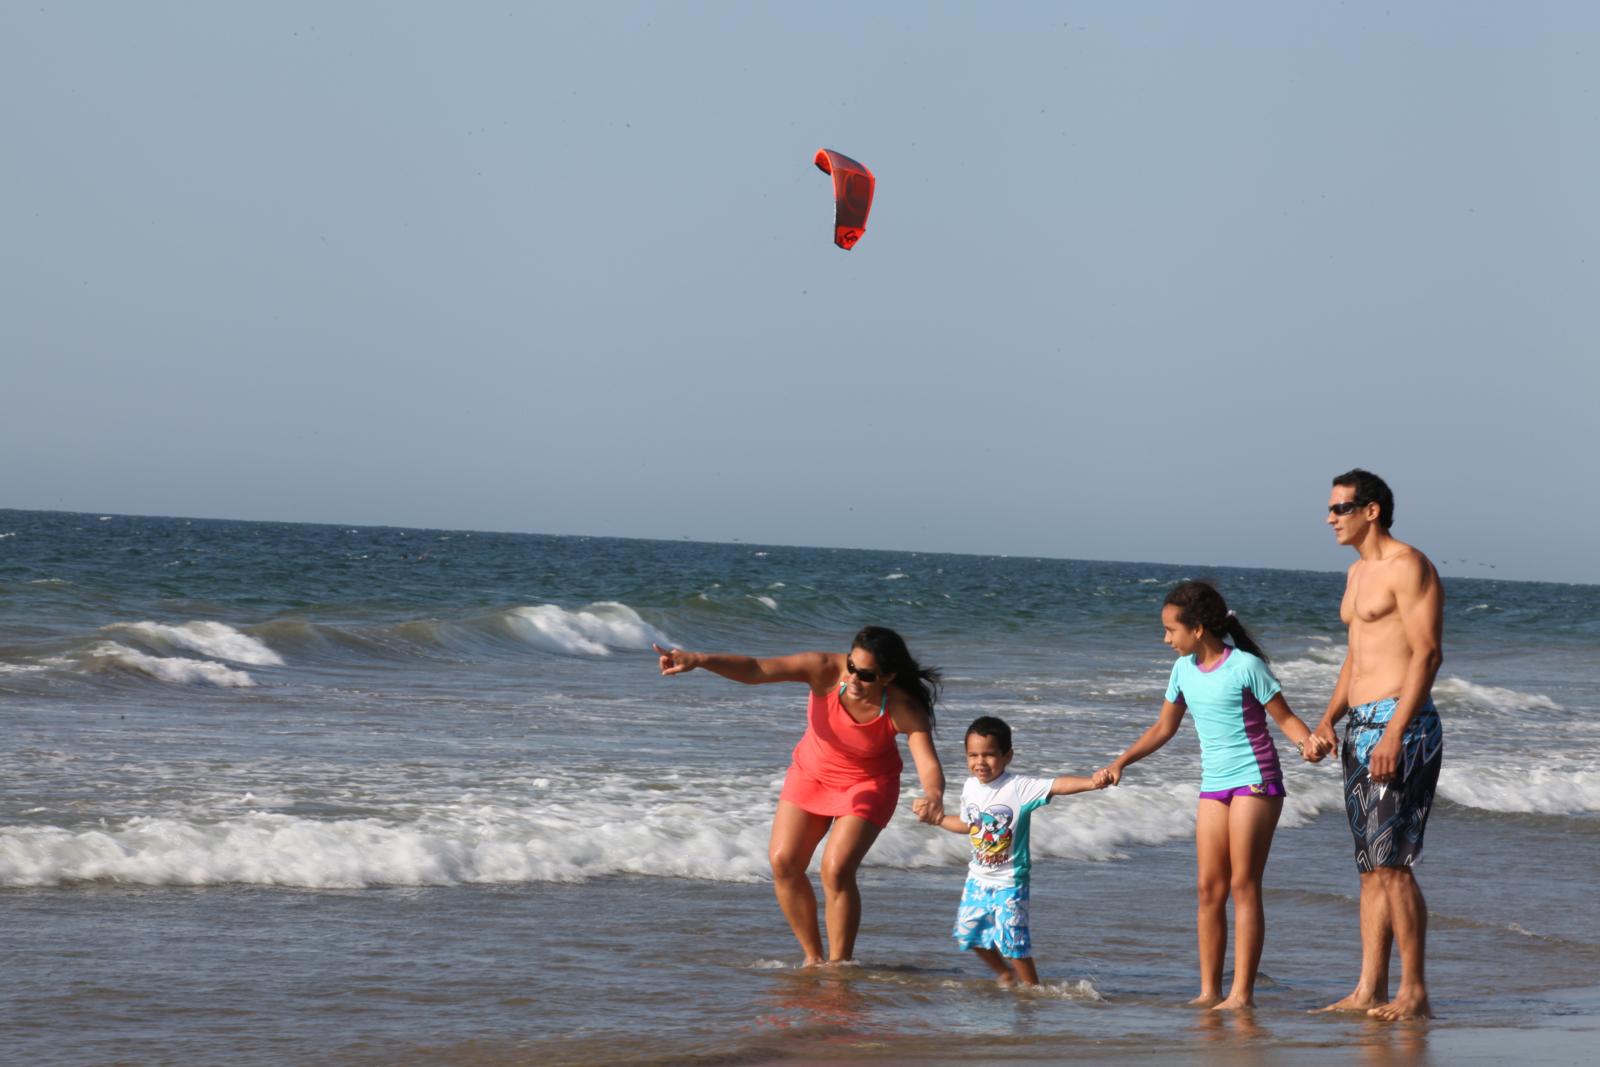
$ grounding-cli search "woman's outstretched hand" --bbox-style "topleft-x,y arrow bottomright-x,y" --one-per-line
654,643 -> 697,676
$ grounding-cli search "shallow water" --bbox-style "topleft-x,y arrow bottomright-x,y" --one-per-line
2,509 -> 1596,1064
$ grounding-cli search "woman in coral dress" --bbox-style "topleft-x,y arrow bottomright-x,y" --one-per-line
655,626 -> 946,964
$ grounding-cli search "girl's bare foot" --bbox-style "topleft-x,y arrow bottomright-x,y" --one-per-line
1188,992 -> 1224,1007
995,973 -> 1017,989
1212,993 -> 1254,1011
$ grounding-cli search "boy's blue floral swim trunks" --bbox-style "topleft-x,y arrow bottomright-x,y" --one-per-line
952,878 -> 1032,958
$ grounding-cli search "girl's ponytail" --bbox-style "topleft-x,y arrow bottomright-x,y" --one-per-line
1164,582 -> 1271,664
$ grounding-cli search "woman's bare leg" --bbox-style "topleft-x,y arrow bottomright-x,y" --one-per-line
768,800 -> 833,964
817,815 -> 883,962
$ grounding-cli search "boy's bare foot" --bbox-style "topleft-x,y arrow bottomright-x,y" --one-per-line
1188,992 -> 1224,1008
1212,993 -> 1254,1012
1370,992 -> 1432,1021
1316,989 -> 1383,1012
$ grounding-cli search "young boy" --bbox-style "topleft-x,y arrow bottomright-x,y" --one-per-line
936,715 -> 1104,987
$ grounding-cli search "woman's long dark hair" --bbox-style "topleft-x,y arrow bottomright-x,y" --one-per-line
852,625 -> 941,725
1163,581 -> 1270,664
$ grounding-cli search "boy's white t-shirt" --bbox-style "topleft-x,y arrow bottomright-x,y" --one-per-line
959,771 -> 1055,889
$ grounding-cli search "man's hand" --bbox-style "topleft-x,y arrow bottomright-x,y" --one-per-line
1300,731 -> 1334,763
1310,721 -> 1339,761
1367,731 -> 1403,783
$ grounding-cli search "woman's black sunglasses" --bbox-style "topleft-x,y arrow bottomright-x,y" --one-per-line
845,658 -> 881,684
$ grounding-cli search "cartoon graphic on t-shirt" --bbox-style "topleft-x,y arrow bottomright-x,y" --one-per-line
966,803 -> 1015,866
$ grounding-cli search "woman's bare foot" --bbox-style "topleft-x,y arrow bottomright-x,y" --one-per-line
1370,991 -> 1432,1021
1212,993 -> 1254,1012
1316,989 -> 1383,1012
1188,992 -> 1224,1008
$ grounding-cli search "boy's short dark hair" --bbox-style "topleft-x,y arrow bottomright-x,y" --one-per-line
1333,468 -> 1395,529
965,716 -> 1012,753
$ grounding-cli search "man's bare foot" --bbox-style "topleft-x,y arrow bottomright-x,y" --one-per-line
1370,992 -> 1432,1021
1212,993 -> 1254,1012
1315,990 -> 1384,1013
1188,992 -> 1224,1008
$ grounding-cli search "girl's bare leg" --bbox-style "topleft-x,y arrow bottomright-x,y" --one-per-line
817,815 -> 883,962
1214,795 -> 1283,1011
768,800 -> 833,964
1191,799 -> 1231,1006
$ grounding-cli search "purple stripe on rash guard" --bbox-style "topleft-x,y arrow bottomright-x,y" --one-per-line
1242,692 -> 1282,781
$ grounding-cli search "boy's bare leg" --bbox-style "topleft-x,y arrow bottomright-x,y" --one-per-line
1190,799 -> 1230,1006
1369,867 -> 1432,1020
971,947 -> 1017,987
1010,956 -> 1040,986
1213,795 -> 1282,1011
768,801 -> 833,965
1318,872 -> 1393,1011
818,815 -> 883,963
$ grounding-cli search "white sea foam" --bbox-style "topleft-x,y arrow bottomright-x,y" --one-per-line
88,642 -> 257,687
751,595 -> 779,611
1024,979 -> 1104,1001
503,602 -> 672,657
883,572 -> 909,580
0,662 -> 48,674
0,768 -> 1348,889
1439,762 -> 1600,815
107,621 -> 285,666
1433,677 -> 1561,713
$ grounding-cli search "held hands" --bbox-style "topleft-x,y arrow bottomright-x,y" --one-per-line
911,793 -> 945,825
1301,721 -> 1339,763
653,643 -> 698,676
1091,765 -> 1122,789
1297,731 -> 1334,763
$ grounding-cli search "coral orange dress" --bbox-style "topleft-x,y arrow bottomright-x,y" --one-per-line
779,683 -> 903,828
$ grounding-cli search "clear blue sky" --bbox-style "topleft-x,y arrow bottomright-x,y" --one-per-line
4,3 -> 1595,582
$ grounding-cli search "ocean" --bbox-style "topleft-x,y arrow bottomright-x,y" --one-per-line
2,508 -> 1596,1065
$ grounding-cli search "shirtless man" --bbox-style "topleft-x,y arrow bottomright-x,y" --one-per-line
1305,469 -> 1444,1021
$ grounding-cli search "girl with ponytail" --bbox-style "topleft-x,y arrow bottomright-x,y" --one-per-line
1093,581 -> 1316,1011
654,626 -> 945,966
